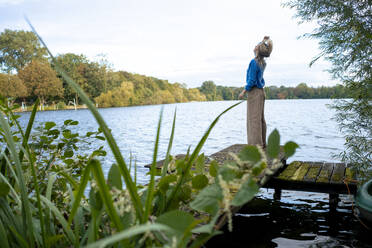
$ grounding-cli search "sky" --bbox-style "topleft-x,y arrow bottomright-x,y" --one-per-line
0,0 -> 339,88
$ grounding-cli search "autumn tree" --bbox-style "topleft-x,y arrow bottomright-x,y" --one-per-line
0,29 -> 47,72
0,73 -> 28,103
18,60 -> 63,105
284,0 -> 372,179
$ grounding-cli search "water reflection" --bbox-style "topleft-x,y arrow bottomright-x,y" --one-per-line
206,189 -> 372,247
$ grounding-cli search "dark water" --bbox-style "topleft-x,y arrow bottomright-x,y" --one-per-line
207,190 -> 372,247
17,99 -> 372,247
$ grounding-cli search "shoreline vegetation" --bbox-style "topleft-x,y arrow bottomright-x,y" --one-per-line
13,95 -> 347,113
0,28 -> 350,111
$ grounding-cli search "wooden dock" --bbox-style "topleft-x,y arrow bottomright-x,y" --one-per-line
145,144 -> 358,230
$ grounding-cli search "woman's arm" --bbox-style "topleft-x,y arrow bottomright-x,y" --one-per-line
238,89 -> 246,99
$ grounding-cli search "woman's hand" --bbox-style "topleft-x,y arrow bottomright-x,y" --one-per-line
238,90 -> 246,99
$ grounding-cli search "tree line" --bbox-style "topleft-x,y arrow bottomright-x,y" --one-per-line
1,29 -> 349,109
198,80 -> 349,101
0,29 -> 206,108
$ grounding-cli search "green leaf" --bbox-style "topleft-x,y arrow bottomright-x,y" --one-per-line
92,149 -> 106,157
62,129 -> 72,139
64,119 -> 73,125
89,189 -> 103,211
94,136 -> 105,141
84,223 -> 171,248
192,174 -> 209,190
190,184 -> 222,215
238,145 -> 261,163
231,177 -> 259,206
86,131 -> 95,137
192,213 -> 220,234
44,121 -> 56,130
218,166 -> 236,181
158,174 -> 177,194
64,159 -> 74,165
252,161 -> 267,176
209,160 -> 219,177
195,154 -> 205,174
179,185 -> 192,201
284,141 -> 299,158
63,149 -> 74,158
156,210 -> 195,238
69,120 -> 78,125
108,164 -> 122,190
0,182 -> 10,197
267,129 -> 280,159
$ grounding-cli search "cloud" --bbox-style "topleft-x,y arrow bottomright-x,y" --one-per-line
0,0 -> 336,88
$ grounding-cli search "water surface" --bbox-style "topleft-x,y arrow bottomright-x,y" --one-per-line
18,99 -> 371,247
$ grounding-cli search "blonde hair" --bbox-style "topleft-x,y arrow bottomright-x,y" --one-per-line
255,36 -> 273,69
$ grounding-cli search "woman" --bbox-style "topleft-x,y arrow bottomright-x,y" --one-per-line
239,36 -> 273,148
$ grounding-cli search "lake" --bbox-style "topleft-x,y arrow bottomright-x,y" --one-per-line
18,99 -> 371,247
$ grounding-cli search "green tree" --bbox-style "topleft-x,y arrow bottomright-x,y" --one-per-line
0,29 -> 47,72
18,60 -> 63,105
199,81 -> 217,101
284,0 -> 372,179
54,53 -> 89,104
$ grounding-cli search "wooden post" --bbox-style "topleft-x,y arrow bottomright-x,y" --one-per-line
274,188 -> 282,201
329,193 -> 339,211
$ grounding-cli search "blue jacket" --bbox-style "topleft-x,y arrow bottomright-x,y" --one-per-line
245,59 -> 265,91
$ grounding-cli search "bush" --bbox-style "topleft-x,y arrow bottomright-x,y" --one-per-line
56,101 -> 66,109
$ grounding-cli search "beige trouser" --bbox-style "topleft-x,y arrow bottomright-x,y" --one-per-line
247,87 -> 266,147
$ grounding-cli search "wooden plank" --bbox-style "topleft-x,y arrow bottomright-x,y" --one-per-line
264,178 -> 358,194
344,167 -> 356,181
330,163 -> 346,183
277,161 -> 302,180
316,163 -> 335,183
303,162 -> 323,182
289,163 -> 311,181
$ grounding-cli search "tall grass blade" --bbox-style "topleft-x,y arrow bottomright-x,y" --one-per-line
166,101 -> 243,210
89,159 -> 124,231
84,223 -> 172,248
0,218 -> 10,248
161,109 -> 176,177
25,18 -> 144,222
9,226 -> 29,248
68,162 -> 91,225
2,153 -> 19,187
16,99 -> 48,247
144,108 -> 163,220
46,173 -> 56,200
0,113 -> 35,247
17,98 -> 39,163
0,173 -> 20,204
39,195 -> 76,245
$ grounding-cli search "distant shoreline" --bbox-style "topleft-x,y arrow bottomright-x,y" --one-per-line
13,98 -> 346,113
